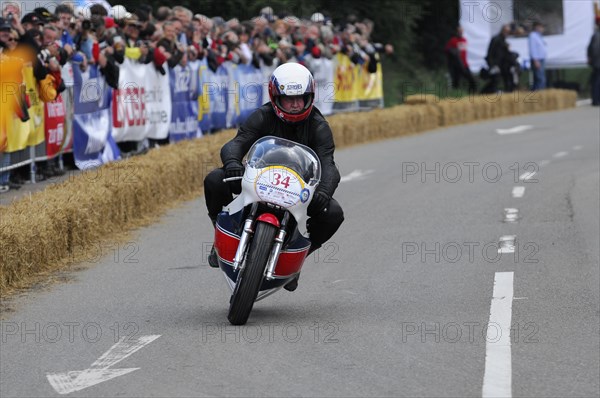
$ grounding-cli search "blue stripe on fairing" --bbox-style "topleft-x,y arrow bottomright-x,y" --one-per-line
217,210 -> 311,251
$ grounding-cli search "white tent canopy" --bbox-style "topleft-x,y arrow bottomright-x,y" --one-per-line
459,0 -> 596,71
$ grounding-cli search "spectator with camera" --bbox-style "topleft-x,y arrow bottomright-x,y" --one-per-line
122,13 -> 153,64
89,15 -> 120,89
236,22 -> 253,65
54,4 -> 76,58
156,20 -> 184,69
73,10 -> 95,68
219,29 -> 245,65
2,2 -> 20,27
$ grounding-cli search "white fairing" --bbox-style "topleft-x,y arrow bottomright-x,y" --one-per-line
225,136 -> 321,238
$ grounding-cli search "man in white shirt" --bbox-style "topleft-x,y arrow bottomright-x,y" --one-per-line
528,21 -> 547,90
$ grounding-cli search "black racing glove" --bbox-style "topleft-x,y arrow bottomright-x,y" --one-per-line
224,161 -> 244,194
307,190 -> 330,217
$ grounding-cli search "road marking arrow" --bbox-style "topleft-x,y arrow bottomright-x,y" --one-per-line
47,335 -> 160,395
495,125 -> 533,135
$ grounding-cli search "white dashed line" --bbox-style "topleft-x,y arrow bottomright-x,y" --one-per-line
538,160 -> 550,167
340,169 -> 374,183
512,187 -> 525,198
495,125 -> 534,135
519,171 -> 537,182
498,236 -> 516,254
503,208 -> 519,223
553,151 -> 568,158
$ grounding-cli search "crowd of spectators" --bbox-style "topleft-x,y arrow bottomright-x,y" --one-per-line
1,3 -> 393,89
0,3 -> 393,192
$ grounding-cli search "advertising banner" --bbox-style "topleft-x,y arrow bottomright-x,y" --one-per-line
169,63 -> 201,142
112,59 -> 171,142
44,95 -> 66,158
72,65 -> 120,169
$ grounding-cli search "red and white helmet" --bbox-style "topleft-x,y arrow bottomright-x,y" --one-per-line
268,62 -> 315,123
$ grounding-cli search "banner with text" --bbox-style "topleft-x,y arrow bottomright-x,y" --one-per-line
72,65 -> 120,169
112,59 -> 171,142
169,63 -> 202,142
44,95 -> 66,158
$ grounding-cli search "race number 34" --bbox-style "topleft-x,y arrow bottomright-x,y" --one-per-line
272,173 -> 291,189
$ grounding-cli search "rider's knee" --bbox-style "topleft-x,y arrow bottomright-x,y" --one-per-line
326,199 -> 344,227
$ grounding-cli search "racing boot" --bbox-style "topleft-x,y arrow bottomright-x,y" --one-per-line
208,245 -> 219,268
283,244 -> 321,291
208,218 -> 219,268
284,274 -> 300,291
308,243 -> 321,256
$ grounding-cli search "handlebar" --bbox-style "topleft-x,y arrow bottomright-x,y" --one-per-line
223,176 -> 243,182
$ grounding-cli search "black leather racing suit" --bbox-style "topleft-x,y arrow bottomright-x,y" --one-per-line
204,103 -> 344,248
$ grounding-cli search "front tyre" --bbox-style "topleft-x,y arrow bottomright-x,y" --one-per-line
228,221 -> 277,325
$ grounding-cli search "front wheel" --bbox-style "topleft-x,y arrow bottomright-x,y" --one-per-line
228,221 -> 277,325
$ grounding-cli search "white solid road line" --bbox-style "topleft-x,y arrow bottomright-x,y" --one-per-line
512,187 -> 525,198
495,125 -> 533,135
482,272 -> 514,398
47,335 -> 161,395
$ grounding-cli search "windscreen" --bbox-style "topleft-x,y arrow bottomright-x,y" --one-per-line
246,136 -> 321,185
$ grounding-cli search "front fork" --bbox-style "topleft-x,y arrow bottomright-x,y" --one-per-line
232,203 -> 258,272
231,204 -> 289,281
265,212 -> 289,280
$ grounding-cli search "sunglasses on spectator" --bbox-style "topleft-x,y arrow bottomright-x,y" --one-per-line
7,38 -> 17,42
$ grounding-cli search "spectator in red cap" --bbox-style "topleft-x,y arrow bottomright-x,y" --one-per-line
445,25 -> 477,92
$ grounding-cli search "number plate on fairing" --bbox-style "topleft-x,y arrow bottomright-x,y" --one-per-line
254,166 -> 305,208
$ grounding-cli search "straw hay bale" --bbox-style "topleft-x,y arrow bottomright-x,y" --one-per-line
328,104 -> 441,147
403,94 -> 440,105
0,129 -> 237,292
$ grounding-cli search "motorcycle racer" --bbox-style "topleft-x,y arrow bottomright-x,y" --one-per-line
203,62 -> 344,290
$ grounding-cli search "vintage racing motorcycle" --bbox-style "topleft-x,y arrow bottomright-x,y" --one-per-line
213,136 -> 321,325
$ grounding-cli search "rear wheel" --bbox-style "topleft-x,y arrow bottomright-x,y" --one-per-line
228,222 -> 277,325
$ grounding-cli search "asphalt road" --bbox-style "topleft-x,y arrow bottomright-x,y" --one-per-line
1,105 -> 599,397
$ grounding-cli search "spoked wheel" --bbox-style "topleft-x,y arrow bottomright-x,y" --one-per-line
227,222 -> 277,325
